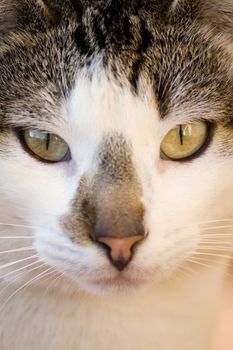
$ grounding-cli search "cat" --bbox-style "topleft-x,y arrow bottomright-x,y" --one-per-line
0,0 -> 233,349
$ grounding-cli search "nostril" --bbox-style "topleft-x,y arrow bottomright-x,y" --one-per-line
97,236 -> 145,271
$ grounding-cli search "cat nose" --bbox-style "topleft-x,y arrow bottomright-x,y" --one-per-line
97,235 -> 145,271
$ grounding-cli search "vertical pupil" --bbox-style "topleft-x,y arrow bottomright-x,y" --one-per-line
46,133 -> 50,150
179,125 -> 183,145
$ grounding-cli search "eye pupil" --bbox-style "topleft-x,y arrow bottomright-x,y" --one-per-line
179,125 -> 183,145
46,133 -> 50,151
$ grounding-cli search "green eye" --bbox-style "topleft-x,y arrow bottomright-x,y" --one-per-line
160,121 -> 208,161
22,129 -> 70,162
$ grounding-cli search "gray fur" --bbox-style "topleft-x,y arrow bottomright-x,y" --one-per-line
0,0 -> 233,129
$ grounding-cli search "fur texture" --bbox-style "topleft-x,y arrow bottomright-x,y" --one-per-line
0,0 -> 233,349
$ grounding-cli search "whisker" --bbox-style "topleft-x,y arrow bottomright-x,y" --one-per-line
178,264 -> 197,278
201,232 -> 233,235
0,222 -> 39,229
187,258 -> 215,270
198,218 -> 233,225
198,246 -> 233,252
201,237 -> 233,241
189,255 -> 231,267
0,236 -> 32,239
0,255 -> 37,270
25,263 -> 48,276
0,262 -> 46,297
174,267 -> 191,282
201,234 -> 233,238
199,241 -> 233,246
200,240 -> 233,245
201,224 -> 233,231
194,252 -> 233,260
0,267 -> 55,314
0,247 -> 34,255
42,271 -> 65,297
187,257 -> 233,278
0,260 -> 42,280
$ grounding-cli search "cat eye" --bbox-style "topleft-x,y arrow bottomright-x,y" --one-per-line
22,129 -> 70,163
160,121 -> 208,161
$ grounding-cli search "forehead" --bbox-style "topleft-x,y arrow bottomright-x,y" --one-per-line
0,0 -> 232,129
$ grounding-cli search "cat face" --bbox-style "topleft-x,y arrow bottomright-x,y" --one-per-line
0,0 -> 233,295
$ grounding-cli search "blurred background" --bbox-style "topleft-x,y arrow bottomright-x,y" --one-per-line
213,268 -> 233,350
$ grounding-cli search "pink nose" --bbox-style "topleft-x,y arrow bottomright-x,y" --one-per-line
98,235 -> 144,271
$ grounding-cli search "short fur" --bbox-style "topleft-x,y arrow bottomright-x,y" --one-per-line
0,1 -> 233,349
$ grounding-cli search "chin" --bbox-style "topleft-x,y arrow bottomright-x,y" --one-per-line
74,268 -> 160,297
79,279 -> 146,296
78,263 -> 187,297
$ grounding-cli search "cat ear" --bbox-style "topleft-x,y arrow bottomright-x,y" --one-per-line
0,0 -> 60,35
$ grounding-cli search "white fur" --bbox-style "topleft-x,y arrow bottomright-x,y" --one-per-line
0,64 -> 232,349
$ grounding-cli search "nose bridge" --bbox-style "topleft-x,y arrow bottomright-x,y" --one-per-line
92,133 -> 145,239
98,134 -> 136,183
93,184 -> 145,239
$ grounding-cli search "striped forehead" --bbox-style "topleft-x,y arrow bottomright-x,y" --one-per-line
1,0 -> 233,131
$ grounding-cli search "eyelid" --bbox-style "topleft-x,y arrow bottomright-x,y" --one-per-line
162,118 -> 212,134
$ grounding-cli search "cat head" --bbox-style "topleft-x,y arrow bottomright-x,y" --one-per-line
0,0 -> 233,295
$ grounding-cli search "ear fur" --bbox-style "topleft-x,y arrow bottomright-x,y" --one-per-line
0,0 -> 60,35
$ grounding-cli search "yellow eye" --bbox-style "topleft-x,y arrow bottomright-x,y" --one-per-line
160,121 -> 208,160
23,129 -> 70,162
